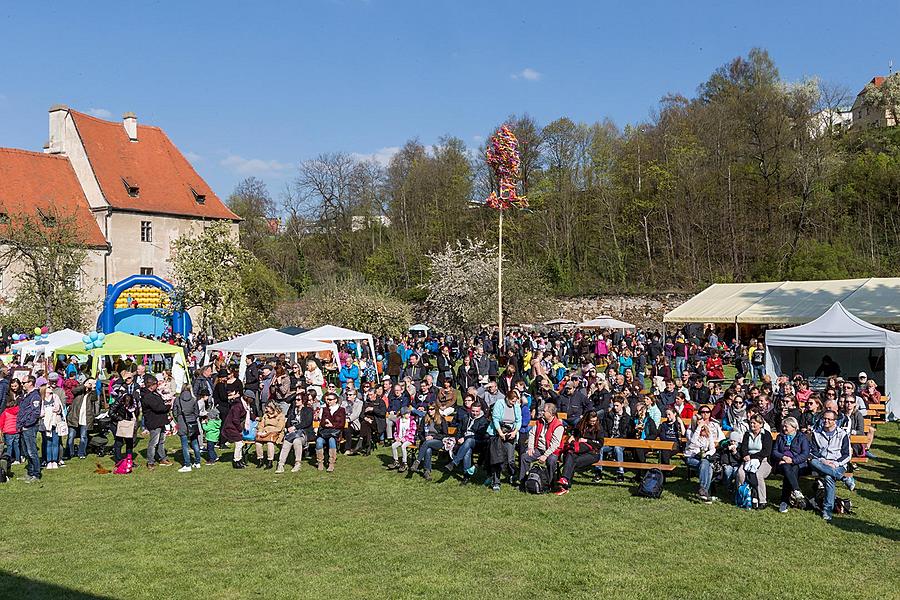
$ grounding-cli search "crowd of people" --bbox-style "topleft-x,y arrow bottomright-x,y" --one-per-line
0,324 -> 874,522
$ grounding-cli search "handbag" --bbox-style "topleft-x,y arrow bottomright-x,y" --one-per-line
116,418 -> 136,438
185,420 -> 200,438
242,420 -> 259,441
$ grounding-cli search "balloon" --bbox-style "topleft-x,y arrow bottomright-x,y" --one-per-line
11,334 -> 19,341
84,341 -> 94,350
82,335 -> 91,344
41,333 -> 49,340
33,327 -> 41,336
41,326 -> 48,334
95,339 -> 104,348
89,331 -> 99,341
97,333 -> 106,341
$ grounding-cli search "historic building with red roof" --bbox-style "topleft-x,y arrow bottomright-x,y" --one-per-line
0,105 -> 239,317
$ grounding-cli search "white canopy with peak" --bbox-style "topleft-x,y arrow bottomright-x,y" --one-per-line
207,328 -> 339,381
300,325 -> 376,361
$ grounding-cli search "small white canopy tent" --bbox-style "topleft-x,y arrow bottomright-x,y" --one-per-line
207,329 -> 339,381
766,302 -> 899,418
409,324 -> 429,333
578,315 -> 636,330
300,325 -> 376,361
12,329 -> 86,359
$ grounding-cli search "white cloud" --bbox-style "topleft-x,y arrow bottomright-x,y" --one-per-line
88,107 -> 113,119
511,67 -> 542,82
184,151 -> 203,163
350,146 -> 400,167
220,154 -> 292,175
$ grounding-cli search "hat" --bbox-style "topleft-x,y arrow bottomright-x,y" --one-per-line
207,407 -> 220,420
217,369 -> 229,378
48,372 -> 60,381
243,390 -> 256,400
401,406 -> 412,416
858,372 -> 868,379
382,374 -> 392,381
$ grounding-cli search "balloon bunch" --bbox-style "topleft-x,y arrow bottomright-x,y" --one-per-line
82,331 -> 106,351
484,125 -> 527,210
12,326 -> 50,343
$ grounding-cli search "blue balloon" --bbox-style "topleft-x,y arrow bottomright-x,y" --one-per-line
41,333 -> 49,340
12,334 -> 19,341
82,335 -> 91,344
89,331 -> 99,341
97,333 -> 106,341
95,339 -> 104,348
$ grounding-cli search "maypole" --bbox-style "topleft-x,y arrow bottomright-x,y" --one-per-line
485,125 -> 527,353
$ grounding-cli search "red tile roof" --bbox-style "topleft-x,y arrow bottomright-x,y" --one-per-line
70,110 -> 240,220
0,148 -> 108,248
871,76 -> 886,88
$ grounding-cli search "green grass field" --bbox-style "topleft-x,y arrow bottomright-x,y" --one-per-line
2,425 -> 898,600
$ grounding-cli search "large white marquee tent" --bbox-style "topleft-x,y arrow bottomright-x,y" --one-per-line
206,329 -> 339,381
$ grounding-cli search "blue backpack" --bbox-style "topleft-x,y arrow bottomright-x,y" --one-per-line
735,482 -> 752,509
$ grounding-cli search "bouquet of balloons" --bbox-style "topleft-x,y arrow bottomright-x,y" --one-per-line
11,326 -> 50,344
82,331 -> 106,351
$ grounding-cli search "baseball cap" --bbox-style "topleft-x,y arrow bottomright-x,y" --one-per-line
858,372 -> 868,379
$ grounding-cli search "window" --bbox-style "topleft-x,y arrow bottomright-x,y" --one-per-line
140,220 -> 152,242
191,187 -> 206,204
140,267 -> 154,275
122,177 -> 140,198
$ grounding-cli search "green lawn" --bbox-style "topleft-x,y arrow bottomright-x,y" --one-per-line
2,425 -> 898,600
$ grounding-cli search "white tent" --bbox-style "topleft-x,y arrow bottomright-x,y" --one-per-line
409,324 -> 429,333
765,302 -> 899,418
544,318 -> 576,326
12,328 -> 86,359
300,325 -> 376,361
578,315 -> 636,330
207,329 -> 339,381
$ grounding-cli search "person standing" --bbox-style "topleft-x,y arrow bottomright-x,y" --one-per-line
141,376 -> 172,469
174,385 -> 202,472
17,376 -> 42,481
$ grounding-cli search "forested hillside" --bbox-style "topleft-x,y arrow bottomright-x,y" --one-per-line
228,49 -> 900,312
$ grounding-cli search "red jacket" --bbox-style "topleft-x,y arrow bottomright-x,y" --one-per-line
0,406 -> 19,434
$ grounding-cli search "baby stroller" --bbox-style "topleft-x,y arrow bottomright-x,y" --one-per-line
87,413 -> 112,457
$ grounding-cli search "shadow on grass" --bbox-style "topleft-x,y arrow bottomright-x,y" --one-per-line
0,571 -> 117,600
832,517 -> 900,542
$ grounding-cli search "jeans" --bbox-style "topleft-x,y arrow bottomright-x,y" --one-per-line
42,429 -> 60,463
777,462 -> 804,503
685,455 -> 712,491
22,425 -> 40,478
417,438 -> 444,471
146,428 -> 166,465
4,433 -> 21,463
113,436 -> 134,462
752,364 -> 765,382
722,464 -> 738,488
810,458 -> 847,518
519,450 -> 558,483
67,425 -> 88,458
180,434 -> 202,466
675,357 -> 687,379
597,445 -> 625,474
316,436 -> 337,450
451,437 -> 477,473
206,440 -> 219,463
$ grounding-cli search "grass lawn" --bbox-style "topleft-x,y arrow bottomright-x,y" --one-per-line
2,425 -> 898,600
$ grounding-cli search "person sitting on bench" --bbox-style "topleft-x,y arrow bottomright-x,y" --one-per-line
519,402 -> 564,488
555,410 -> 603,495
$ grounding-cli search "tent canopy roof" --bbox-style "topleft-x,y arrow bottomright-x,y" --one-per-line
765,302 -> 900,348
55,332 -> 184,357
578,316 -> 636,330
300,325 -> 372,341
664,277 -> 900,325
13,328 -> 85,354
208,329 -> 335,355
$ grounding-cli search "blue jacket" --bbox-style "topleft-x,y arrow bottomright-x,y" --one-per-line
339,364 -> 360,389
387,391 -> 410,414
771,431 -> 810,468
488,399 -> 522,436
520,397 -> 532,434
0,378 -> 8,406
16,389 -> 41,429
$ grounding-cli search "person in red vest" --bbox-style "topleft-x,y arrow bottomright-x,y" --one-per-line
518,402 -> 564,485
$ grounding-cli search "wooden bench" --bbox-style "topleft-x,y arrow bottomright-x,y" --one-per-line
593,438 -> 678,472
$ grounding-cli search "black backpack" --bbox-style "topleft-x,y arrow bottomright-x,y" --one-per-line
524,462 -> 550,494
637,468 -> 664,498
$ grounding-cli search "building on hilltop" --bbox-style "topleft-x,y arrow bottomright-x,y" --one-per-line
850,76 -> 897,130
0,105 -> 240,323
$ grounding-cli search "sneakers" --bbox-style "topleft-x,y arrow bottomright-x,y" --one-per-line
557,477 -> 569,489
291,463 -> 302,473
192,463 -> 201,470
387,461 -> 400,470
698,488 -> 710,503
779,502 -> 789,513
410,460 -> 421,473
159,460 -> 173,467
423,470 -> 432,481
845,476 -> 856,492
397,463 -> 407,473
822,514 -> 833,524
491,483 -> 501,492
232,460 -> 244,469
275,464 -> 285,474
178,465 -> 192,473
554,487 -> 570,496
591,473 -> 603,484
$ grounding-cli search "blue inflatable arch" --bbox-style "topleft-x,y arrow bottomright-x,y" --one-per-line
98,274 -> 191,337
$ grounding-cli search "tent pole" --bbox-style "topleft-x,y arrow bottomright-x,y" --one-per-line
735,318 -> 740,346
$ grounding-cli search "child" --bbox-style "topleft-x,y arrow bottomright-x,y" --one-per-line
388,406 -> 417,472
202,407 -> 221,465
0,397 -> 20,464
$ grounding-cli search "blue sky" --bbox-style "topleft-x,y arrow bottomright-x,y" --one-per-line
1,1 -> 897,200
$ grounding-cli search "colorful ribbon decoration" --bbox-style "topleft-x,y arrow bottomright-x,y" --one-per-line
484,125 -> 527,210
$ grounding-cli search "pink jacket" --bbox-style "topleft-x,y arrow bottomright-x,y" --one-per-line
396,415 -> 417,443
0,406 -> 19,434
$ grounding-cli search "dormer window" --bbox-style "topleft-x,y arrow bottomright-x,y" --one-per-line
122,177 -> 140,198
191,187 -> 206,204
37,209 -> 56,227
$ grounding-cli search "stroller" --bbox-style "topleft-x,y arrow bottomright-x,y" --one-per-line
87,412 -> 112,457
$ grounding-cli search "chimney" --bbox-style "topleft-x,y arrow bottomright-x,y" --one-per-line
123,112 -> 138,141
48,104 -> 68,154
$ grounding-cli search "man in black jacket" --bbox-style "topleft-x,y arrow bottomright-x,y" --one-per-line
244,355 -> 261,413
401,353 -> 426,388
446,402 -> 489,484
142,376 -> 172,469
596,397 -> 632,482
558,378 -> 592,428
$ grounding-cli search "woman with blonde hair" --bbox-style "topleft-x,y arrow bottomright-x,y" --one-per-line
255,401 -> 286,470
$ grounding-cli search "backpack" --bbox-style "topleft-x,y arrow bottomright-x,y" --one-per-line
0,454 -> 10,483
524,462 -> 550,494
835,497 -> 853,515
734,482 -> 753,509
637,468 -> 664,499
114,454 -> 134,475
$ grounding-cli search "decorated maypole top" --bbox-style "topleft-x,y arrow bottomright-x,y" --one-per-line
484,125 -> 527,210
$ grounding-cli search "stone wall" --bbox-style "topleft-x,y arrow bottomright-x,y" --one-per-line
545,294 -> 692,331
